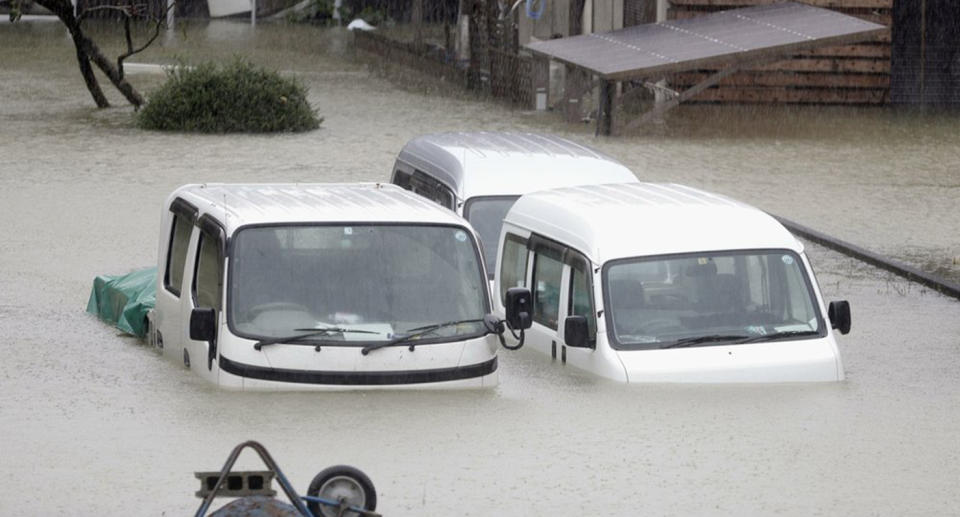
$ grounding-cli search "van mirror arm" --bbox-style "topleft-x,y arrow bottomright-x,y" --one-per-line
483,313 -> 524,350
500,324 -> 525,350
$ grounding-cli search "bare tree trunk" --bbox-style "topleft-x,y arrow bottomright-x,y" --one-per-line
34,0 -> 145,108
78,32 -> 145,106
71,30 -> 111,107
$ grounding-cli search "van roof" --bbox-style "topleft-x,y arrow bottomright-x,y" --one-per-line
504,183 -> 803,263
168,183 -> 470,234
395,132 -> 638,200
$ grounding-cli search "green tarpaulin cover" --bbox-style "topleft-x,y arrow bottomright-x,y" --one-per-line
86,267 -> 157,337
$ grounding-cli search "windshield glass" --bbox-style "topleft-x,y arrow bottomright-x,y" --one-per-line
603,250 -> 823,349
463,196 -> 519,278
229,224 -> 488,343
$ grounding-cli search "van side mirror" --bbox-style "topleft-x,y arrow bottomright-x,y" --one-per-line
828,300 -> 851,335
564,316 -> 592,349
504,287 -> 532,330
190,307 -> 217,342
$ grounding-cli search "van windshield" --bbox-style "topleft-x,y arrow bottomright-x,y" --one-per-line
603,250 -> 823,350
228,224 -> 488,343
463,196 -> 520,278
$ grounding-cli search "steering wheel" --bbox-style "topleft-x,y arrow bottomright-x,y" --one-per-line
244,302 -> 312,320
649,293 -> 688,307
638,318 -> 679,334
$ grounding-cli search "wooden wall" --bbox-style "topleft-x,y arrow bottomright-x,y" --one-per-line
667,0 -> 893,105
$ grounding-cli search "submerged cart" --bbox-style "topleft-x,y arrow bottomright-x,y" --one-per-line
195,441 -> 380,517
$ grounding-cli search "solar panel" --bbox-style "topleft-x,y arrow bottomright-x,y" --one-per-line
525,2 -> 888,80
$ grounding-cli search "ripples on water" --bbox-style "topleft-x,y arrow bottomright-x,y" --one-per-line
1,18 -> 959,516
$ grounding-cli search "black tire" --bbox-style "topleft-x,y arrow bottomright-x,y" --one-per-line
306,465 -> 377,517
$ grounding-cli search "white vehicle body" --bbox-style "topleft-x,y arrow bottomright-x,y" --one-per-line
390,132 -> 639,278
148,183 -> 499,390
494,183 -> 847,383
207,0 -> 250,17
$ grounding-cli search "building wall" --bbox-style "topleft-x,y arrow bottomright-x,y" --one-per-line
668,0 -> 893,105
519,0 -> 572,43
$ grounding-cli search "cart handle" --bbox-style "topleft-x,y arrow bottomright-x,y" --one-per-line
195,440 -> 312,517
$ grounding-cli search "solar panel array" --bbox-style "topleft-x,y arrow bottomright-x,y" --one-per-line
525,2 -> 888,80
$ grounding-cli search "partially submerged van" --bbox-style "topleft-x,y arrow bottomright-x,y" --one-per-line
494,183 -> 851,383
148,183 -> 506,390
391,132 -> 639,277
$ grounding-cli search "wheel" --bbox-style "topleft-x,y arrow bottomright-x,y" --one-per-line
307,465 -> 377,517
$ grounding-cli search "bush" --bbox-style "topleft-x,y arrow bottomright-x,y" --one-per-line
138,59 -> 321,133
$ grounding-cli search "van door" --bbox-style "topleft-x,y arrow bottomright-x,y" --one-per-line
559,252 -> 599,373
156,199 -> 196,364
182,216 -> 225,384
527,236 -> 565,360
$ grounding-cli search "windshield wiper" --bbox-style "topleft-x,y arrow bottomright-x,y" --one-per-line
734,330 -> 821,344
254,327 -> 380,350
361,318 -> 484,355
660,334 -> 751,349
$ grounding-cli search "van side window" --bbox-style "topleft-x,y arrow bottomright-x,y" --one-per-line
392,167 -> 413,189
164,213 -> 192,296
569,258 -> 596,344
499,234 -> 529,304
532,247 -> 563,330
193,232 -> 223,311
398,169 -> 456,209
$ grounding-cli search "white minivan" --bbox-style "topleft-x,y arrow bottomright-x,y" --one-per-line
149,183 -> 511,390
494,183 -> 850,383
391,132 -> 639,278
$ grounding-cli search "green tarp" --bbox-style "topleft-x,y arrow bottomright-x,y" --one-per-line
86,267 -> 157,337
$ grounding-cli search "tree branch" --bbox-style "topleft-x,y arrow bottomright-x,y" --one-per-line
116,3 -> 171,80
28,0 -> 173,109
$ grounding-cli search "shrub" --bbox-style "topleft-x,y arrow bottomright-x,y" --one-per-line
285,0 -> 388,26
285,0 -> 335,24
138,59 -> 321,133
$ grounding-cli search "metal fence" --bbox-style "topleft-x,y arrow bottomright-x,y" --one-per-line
489,48 -> 533,106
353,30 -> 472,88
354,26 -> 536,108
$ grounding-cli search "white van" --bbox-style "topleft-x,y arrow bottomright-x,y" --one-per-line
493,183 -> 850,383
391,132 -> 639,278
148,183 -> 510,390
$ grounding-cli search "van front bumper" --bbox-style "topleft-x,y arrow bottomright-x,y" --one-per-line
218,354 -> 498,387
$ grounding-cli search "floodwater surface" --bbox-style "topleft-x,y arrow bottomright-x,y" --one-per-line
1,18 -> 959,516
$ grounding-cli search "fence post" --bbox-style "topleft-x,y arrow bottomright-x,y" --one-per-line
413,0 -> 423,48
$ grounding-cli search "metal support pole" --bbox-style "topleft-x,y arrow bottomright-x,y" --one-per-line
166,0 -> 174,31
653,0 -> 668,110
250,0 -> 256,26
623,66 -> 739,132
596,79 -> 614,136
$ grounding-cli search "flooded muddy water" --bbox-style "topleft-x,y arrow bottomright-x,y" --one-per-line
1,18 -> 959,516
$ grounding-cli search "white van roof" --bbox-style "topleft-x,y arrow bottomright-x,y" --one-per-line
505,183 -> 803,264
167,183 -> 471,234
395,132 -> 638,200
